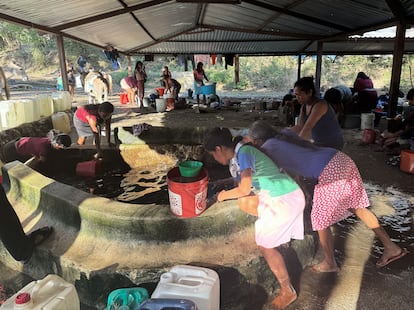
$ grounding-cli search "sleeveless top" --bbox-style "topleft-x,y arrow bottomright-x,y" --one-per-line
302,102 -> 344,150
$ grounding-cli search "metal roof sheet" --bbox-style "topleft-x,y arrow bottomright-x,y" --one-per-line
1,0 -> 414,55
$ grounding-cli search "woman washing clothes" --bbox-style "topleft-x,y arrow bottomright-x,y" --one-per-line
204,127 -> 305,310
290,76 -> 344,150
120,75 -> 139,105
246,120 -> 407,272
73,101 -> 114,159
2,132 -> 71,172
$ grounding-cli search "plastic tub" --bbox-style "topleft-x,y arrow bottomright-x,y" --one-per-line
201,83 -> 216,95
178,161 -> 203,177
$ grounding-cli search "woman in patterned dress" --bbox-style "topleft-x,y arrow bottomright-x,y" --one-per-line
247,120 -> 407,272
204,127 -> 305,310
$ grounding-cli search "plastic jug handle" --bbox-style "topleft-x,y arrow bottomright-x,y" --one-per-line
30,276 -> 54,301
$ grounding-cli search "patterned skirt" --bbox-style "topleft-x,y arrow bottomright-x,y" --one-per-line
311,151 -> 370,231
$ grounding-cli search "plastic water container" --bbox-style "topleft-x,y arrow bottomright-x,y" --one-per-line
0,274 -> 80,309
0,99 -> 35,130
137,298 -> 196,310
51,112 -> 71,134
105,287 -> 148,310
51,91 -> 72,112
151,265 -> 220,310
33,94 -> 54,119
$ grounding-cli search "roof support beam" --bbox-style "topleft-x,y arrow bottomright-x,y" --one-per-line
389,22 -> 406,117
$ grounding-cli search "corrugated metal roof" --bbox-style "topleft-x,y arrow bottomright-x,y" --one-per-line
1,0 -> 414,55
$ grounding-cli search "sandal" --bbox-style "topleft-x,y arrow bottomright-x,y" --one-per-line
29,226 -> 54,247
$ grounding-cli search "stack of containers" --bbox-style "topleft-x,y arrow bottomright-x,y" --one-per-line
150,265 -> 220,310
51,91 -> 72,112
33,94 -> 54,119
0,99 -> 35,130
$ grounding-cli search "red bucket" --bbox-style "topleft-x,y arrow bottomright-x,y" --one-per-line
76,160 -> 102,178
362,129 -> 376,144
156,87 -> 165,96
400,150 -> 414,174
120,93 -> 129,104
167,167 -> 208,218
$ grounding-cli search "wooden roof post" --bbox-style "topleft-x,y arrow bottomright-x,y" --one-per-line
297,54 -> 302,80
389,22 -> 406,117
315,41 -> 323,97
234,54 -> 239,84
56,34 -> 69,92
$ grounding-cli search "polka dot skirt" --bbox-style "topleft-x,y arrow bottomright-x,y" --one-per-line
311,151 -> 370,231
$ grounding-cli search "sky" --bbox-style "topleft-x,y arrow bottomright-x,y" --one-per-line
354,26 -> 414,38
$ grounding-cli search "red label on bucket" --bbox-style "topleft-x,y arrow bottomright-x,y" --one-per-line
167,167 -> 208,218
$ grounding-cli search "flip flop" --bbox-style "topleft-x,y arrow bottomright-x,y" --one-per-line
29,226 -> 54,247
310,264 -> 340,273
376,248 -> 408,268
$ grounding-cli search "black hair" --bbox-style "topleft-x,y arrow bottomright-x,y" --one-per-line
282,94 -> 294,106
204,127 -> 242,151
294,76 -> 316,97
356,72 -> 369,80
324,88 -> 341,105
52,134 -> 72,148
248,120 -> 318,150
407,88 -> 414,100
196,62 -> 204,72
98,101 -> 114,114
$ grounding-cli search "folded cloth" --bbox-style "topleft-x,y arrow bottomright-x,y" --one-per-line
132,123 -> 152,137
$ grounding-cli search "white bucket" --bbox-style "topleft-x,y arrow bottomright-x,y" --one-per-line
52,112 -> 71,134
151,265 -> 220,310
155,98 -> 167,112
142,97 -> 150,108
361,113 -> 374,130
0,274 -> 80,309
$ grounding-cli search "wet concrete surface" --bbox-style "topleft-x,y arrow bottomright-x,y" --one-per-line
0,88 -> 413,309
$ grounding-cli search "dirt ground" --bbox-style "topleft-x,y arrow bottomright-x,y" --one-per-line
2,83 -> 414,309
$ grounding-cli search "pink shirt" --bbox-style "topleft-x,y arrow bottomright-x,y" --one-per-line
75,106 -> 97,124
16,137 -> 51,158
354,78 -> 374,92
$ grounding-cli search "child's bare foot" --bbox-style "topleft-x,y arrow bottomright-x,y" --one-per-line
271,285 -> 297,310
310,261 -> 339,273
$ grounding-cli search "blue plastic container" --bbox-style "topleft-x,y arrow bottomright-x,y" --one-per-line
106,287 -> 148,310
201,83 -> 216,95
136,298 -> 197,310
